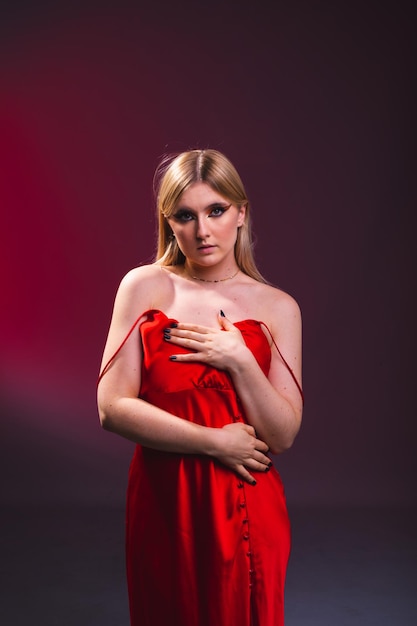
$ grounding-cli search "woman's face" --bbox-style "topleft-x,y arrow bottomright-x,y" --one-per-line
167,182 -> 245,270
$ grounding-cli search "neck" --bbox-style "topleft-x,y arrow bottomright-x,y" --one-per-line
184,262 -> 240,284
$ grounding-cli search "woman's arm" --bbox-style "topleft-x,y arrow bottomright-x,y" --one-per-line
97,266 -> 271,483
222,294 -> 302,454
163,292 -> 303,455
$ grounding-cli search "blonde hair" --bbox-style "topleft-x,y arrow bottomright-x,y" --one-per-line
153,149 -> 266,283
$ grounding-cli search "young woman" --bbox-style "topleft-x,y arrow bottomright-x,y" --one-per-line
97,149 -> 303,626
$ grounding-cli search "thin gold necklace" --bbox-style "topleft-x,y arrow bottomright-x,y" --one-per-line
187,268 -> 240,283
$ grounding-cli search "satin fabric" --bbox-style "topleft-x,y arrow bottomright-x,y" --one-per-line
126,309 -> 291,626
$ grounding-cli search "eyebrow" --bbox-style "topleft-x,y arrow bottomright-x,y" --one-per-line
175,202 -> 232,212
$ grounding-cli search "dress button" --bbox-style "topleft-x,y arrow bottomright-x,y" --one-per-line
246,551 -> 251,557
239,502 -> 246,508
237,482 -> 244,489
243,533 -> 249,540
242,518 -> 248,524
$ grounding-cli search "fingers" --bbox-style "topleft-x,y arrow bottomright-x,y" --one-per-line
218,311 -> 234,331
164,321 -> 238,345
239,423 -> 256,437
220,423 -> 272,475
254,438 -> 269,454
166,323 -> 212,336
240,440 -> 272,471
164,320 -> 245,370
213,424 -> 273,484
164,327 -> 207,346
224,422 -> 270,457
235,459 -> 274,485
163,326 -> 211,358
235,465 -> 257,486
240,424 -> 269,454
252,448 -> 272,466
245,456 -> 273,472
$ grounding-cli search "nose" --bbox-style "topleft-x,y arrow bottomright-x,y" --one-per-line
196,214 -> 210,240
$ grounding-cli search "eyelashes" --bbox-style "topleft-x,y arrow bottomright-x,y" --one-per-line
172,211 -> 194,222
210,204 -> 231,217
172,204 -> 231,222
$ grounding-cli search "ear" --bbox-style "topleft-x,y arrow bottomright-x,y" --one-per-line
237,203 -> 246,228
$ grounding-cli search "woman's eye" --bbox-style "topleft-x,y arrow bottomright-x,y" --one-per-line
173,204 -> 230,221
209,204 -> 230,217
173,211 -> 194,222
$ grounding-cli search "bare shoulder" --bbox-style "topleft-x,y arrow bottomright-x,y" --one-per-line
251,283 -> 302,380
250,281 -> 301,330
240,283 -> 302,342
270,285 -> 301,318
114,264 -> 170,317
118,263 -> 166,292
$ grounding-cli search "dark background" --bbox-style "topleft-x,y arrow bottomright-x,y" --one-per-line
1,1 -> 416,624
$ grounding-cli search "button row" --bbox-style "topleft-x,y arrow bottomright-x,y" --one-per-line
236,480 -> 255,588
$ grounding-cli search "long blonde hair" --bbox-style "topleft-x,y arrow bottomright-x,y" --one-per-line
154,149 -> 266,283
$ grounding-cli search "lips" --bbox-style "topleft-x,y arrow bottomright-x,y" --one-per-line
197,245 -> 217,255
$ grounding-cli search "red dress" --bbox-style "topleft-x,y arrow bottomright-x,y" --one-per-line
124,309 -> 292,626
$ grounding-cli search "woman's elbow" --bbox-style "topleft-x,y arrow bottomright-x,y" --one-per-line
98,401 -> 117,432
98,407 -> 111,430
270,418 -> 302,455
269,437 -> 294,456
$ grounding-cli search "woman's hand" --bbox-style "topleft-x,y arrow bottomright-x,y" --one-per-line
163,312 -> 247,371
210,422 -> 271,485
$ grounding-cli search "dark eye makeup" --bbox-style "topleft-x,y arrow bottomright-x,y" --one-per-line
172,210 -> 194,222
209,203 -> 231,216
172,203 -> 231,222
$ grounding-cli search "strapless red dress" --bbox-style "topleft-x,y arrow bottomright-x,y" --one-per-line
123,310 -> 291,626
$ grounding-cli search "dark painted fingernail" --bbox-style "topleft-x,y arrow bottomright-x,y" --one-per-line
170,323 -> 178,328
169,355 -> 177,361
220,310 -> 226,317
251,479 -> 257,486
164,333 -> 171,340
264,465 -> 270,472
268,461 -> 273,467
164,327 -> 171,334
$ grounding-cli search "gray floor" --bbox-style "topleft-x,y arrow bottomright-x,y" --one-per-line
285,507 -> 417,625
1,506 -> 416,625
